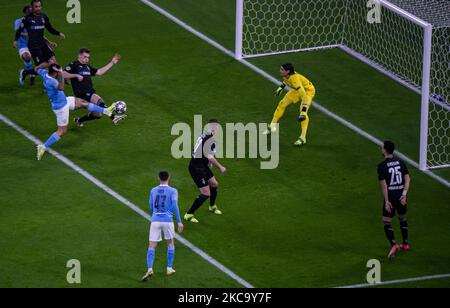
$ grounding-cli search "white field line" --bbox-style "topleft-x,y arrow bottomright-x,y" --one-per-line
336,273 -> 450,288
140,0 -> 450,189
0,113 -> 254,289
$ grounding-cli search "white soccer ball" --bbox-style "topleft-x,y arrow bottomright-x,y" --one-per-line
114,101 -> 127,114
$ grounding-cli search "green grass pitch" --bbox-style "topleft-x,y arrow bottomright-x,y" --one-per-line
0,0 -> 449,288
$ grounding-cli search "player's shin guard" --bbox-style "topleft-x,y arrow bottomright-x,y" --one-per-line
146,247 -> 155,270
188,194 -> 209,214
399,217 -> 409,245
167,245 -> 175,269
210,187 -> 218,206
44,132 -> 61,149
383,221 -> 396,247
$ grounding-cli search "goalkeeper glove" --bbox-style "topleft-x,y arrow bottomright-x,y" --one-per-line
274,83 -> 286,96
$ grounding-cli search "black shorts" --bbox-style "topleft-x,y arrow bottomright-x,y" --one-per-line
189,163 -> 214,188
382,193 -> 407,218
74,90 -> 96,103
30,45 -> 55,66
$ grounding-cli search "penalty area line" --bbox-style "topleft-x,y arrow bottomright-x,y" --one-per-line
0,113 -> 254,289
140,0 -> 450,189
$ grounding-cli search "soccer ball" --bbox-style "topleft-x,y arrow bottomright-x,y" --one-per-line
114,101 -> 127,114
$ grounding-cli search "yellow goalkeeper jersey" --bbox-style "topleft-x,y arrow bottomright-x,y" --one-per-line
283,72 -> 315,94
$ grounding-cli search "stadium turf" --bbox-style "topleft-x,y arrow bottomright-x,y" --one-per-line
0,0 -> 449,288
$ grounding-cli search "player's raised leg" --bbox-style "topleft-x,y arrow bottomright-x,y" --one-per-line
264,94 -> 295,135
74,97 -> 116,117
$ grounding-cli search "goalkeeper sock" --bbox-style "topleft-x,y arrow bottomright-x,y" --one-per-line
44,132 -> 60,149
167,245 -> 175,269
210,187 -> 218,206
146,247 -> 155,270
383,221 -> 396,247
187,194 -> 209,214
300,113 -> 309,140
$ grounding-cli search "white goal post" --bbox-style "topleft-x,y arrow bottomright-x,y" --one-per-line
235,0 -> 450,171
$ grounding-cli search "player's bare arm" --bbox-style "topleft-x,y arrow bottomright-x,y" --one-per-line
62,71 -> 83,82
380,180 -> 392,213
400,174 -> 411,206
56,68 -> 65,91
96,54 -> 121,76
208,154 -> 226,173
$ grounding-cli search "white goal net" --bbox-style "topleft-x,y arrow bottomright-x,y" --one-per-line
235,0 -> 450,170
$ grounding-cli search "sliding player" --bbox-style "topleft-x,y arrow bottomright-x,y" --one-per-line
263,63 -> 316,146
13,0 -> 65,81
65,48 -> 127,126
142,171 -> 184,281
377,141 -> 411,259
184,119 -> 226,224
36,64 -> 117,160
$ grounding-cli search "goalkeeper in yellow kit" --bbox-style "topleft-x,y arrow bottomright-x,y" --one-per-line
263,63 -> 315,146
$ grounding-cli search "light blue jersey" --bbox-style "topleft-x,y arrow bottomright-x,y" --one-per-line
37,69 -> 67,110
149,185 -> 181,223
14,18 -> 28,50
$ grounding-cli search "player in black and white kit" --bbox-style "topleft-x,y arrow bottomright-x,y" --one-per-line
185,119 -> 226,224
65,48 -> 127,126
377,141 -> 411,259
13,0 -> 65,80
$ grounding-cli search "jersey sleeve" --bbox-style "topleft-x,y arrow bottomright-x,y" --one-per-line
401,161 -> 409,176
64,62 -> 76,73
149,190 -> 154,214
89,65 -> 98,76
44,14 -> 60,36
36,69 -> 48,78
171,189 -> 181,223
14,18 -> 26,41
377,164 -> 386,181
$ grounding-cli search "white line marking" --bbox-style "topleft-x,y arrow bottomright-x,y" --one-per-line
140,0 -> 449,189
336,273 -> 450,288
0,113 -> 254,289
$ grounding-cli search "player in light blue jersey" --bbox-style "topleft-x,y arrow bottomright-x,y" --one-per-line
14,5 -> 58,86
36,64 -> 118,160
142,171 -> 184,281
14,5 -> 34,85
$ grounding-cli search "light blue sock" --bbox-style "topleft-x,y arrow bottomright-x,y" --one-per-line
146,248 -> 155,270
24,60 -> 33,71
44,132 -> 60,149
87,103 -> 105,114
167,245 -> 175,268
